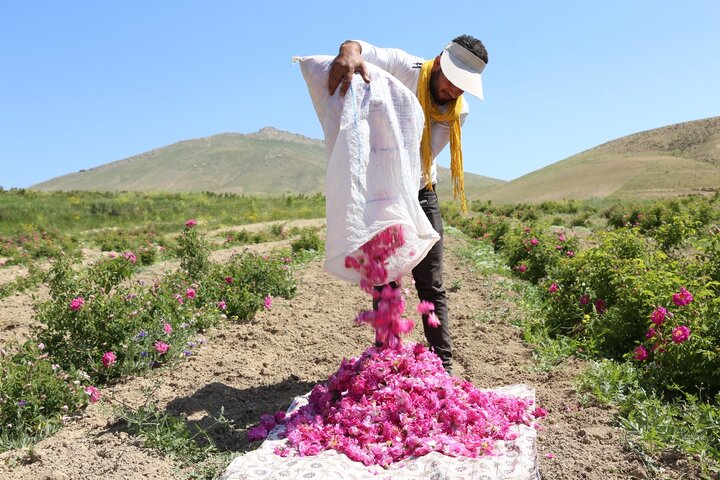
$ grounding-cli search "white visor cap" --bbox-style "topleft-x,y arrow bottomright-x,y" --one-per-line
439,41 -> 486,100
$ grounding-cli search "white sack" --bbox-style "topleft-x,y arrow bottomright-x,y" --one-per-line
294,55 -> 440,283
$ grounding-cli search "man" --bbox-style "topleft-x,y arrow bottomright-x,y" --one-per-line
328,35 -> 489,373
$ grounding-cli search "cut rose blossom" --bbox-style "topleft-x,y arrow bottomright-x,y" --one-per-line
427,312 -> 440,328
633,345 -> 648,361
416,300 -> 435,315
84,386 -> 101,403
672,287 -> 693,307
101,351 -> 117,368
531,407 -> 547,418
70,297 -> 85,311
249,343 -> 542,467
671,325 -> 691,344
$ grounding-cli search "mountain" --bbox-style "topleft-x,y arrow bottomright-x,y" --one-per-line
478,116 -> 720,203
31,127 -> 505,198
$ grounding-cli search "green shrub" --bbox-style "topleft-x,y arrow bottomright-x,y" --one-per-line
175,222 -> 210,281
291,228 -> 324,254
0,341 -> 89,448
202,252 -> 297,321
500,224 -> 578,283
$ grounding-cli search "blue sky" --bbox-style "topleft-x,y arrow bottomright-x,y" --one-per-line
1,1 -> 719,188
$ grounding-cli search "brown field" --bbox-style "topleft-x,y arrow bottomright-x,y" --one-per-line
0,221 -> 698,479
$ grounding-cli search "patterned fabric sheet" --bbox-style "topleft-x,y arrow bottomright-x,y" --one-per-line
220,384 -> 541,480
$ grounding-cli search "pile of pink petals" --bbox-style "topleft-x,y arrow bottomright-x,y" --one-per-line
246,224 -> 546,467
248,343 -> 543,467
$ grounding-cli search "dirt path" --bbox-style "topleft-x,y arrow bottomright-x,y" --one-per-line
0,226 -> 694,479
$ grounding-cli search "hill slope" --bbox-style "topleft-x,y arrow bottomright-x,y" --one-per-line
479,116 -> 720,203
31,127 -> 505,197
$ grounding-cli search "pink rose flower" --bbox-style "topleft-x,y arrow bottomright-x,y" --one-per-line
671,325 -> 691,344
416,300 -> 435,315
548,283 -> 559,294
633,345 -> 648,361
163,323 -> 172,334
672,287 -> 693,307
532,407 -> 547,418
84,386 -> 101,403
579,294 -> 590,306
154,341 -> 170,354
530,238 -> 539,246
517,264 -> 527,273
185,288 -> 196,298
217,300 -> 227,310
70,297 -> 85,311
264,296 -> 273,310
594,299 -> 606,314
122,251 -> 137,264
651,306 -> 667,325
185,219 -> 197,228
102,351 -> 117,368
224,276 -> 233,284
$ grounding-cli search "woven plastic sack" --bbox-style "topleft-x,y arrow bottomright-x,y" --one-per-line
294,55 -> 440,283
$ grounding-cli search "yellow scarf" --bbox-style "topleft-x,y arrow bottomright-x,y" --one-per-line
417,59 -> 467,213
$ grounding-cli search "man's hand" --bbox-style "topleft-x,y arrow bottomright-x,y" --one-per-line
328,40 -> 371,96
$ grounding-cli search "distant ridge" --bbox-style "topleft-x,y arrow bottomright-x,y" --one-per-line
479,116 -> 720,203
31,127 -> 505,197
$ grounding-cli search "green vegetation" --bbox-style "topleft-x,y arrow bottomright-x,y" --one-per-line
0,220 -> 299,456
3,188 -> 720,475
0,189 -> 325,238
446,193 -> 720,475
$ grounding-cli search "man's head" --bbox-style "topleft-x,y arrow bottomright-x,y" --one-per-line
430,34 -> 488,103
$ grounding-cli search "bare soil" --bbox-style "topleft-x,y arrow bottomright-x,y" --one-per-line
0,221 -> 700,479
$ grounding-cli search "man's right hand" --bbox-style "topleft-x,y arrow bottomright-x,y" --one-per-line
328,40 -> 371,96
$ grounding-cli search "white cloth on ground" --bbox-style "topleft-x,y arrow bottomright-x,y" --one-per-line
294,55 -> 440,284
219,384 -> 540,480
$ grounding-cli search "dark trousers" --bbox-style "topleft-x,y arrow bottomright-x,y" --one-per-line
374,185 -> 452,370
